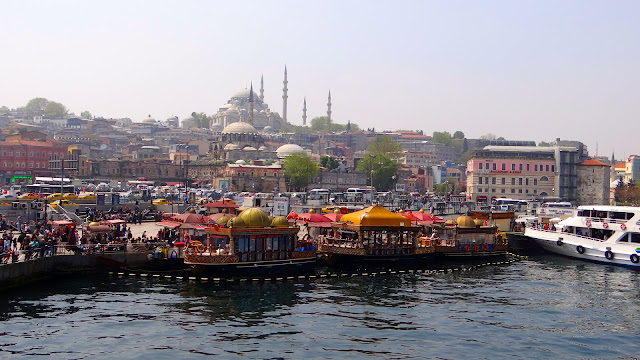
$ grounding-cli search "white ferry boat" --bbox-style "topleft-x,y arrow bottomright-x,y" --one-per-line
524,205 -> 640,267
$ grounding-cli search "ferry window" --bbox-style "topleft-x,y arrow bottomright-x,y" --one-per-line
238,237 -> 248,252
618,234 -> 628,242
256,238 -> 263,252
249,238 -> 256,252
502,163 -> 506,171
631,233 -> 640,243
279,237 -> 287,251
272,237 -> 279,251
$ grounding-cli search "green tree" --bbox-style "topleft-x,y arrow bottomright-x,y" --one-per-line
432,131 -> 452,145
43,101 -> 68,117
367,135 -> 403,161
538,141 -> 551,147
356,154 -> 400,191
80,111 -> 93,119
452,130 -> 465,139
281,123 -> 311,134
24,97 -> 49,111
0,106 -> 9,113
319,156 -> 339,170
191,112 -> 212,128
310,116 -> 359,133
283,152 -> 319,191
480,133 -> 497,140
434,177 -> 458,196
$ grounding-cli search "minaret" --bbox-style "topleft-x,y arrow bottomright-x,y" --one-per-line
327,90 -> 332,122
282,65 -> 288,124
249,82 -> 255,125
302,97 -> 307,126
611,150 -> 615,165
259,74 -> 264,102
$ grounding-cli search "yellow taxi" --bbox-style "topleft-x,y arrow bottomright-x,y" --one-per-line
63,192 -> 78,200
18,193 -> 39,200
45,193 -> 63,200
152,199 -> 172,205
50,199 -> 78,209
78,192 -> 96,200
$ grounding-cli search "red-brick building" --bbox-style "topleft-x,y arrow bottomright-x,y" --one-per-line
0,131 -> 68,184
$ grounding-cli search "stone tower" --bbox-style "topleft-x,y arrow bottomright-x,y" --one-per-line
302,97 -> 307,126
259,74 -> 264,102
282,65 -> 288,124
327,90 -> 332,122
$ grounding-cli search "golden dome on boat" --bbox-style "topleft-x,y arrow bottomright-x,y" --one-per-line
89,222 -> 100,226
216,215 -> 230,225
419,209 -> 425,213
445,219 -> 457,226
271,216 -> 290,227
340,205 -> 411,227
474,219 -> 484,226
237,208 -> 271,227
227,217 -> 246,228
456,215 -> 476,227
309,209 -> 315,214
398,209 -> 404,213
334,209 -> 340,213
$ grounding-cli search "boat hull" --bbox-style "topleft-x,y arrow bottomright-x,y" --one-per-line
319,245 -> 435,267
524,228 -> 640,268
184,252 -> 317,276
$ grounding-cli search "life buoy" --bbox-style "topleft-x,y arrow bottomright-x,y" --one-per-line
482,243 -> 489,251
621,223 -> 627,230
605,250 -> 614,260
585,220 -> 591,227
556,239 -> 563,246
463,245 -> 470,252
576,245 -> 585,254
603,223 -> 609,229
630,254 -> 639,264
474,245 -> 480,252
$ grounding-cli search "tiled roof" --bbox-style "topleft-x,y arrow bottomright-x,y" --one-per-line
580,159 -> 610,167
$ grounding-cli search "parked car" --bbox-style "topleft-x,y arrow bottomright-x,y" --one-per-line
152,199 -> 172,205
18,193 -> 39,200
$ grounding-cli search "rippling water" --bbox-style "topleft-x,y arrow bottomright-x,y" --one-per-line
2,255 -> 640,359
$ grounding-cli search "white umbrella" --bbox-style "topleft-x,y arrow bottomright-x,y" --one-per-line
550,217 -> 563,223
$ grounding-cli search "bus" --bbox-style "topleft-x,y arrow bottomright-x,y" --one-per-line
345,187 -> 375,204
308,189 -> 330,202
493,198 -> 529,212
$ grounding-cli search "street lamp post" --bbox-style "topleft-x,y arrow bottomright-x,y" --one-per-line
185,145 -> 190,206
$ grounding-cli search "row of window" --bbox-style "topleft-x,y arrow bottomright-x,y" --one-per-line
477,188 -> 539,194
1,150 -> 64,159
477,162 -> 555,172
2,162 -> 48,169
477,176 -> 549,186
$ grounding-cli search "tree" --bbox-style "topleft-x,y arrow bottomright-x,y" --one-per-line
432,131 -> 452,145
24,97 -> 49,111
282,152 -> 319,191
452,130 -> 465,139
538,141 -> 551,147
434,177 -> 459,196
615,179 -> 640,206
310,116 -> 359,133
0,106 -> 9,113
80,111 -> 93,119
191,112 -> 211,129
366,135 -> 403,161
356,154 -> 400,191
480,133 -> 497,140
43,101 -> 68,117
319,156 -> 340,170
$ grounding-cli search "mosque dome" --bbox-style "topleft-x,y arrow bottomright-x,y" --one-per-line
235,159 -> 246,165
231,88 -> 260,99
210,123 -> 223,132
271,216 -> 290,227
276,144 -> 305,158
222,121 -> 258,134
237,208 -> 271,227
182,116 -> 196,128
142,115 -> 156,124
262,126 -> 274,133
456,215 -> 476,227
224,143 -> 240,151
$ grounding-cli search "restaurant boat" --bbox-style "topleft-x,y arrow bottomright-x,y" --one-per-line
422,215 -> 508,258
184,208 -> 316,275
316,204 -> 435,266
524,205 -> 640,267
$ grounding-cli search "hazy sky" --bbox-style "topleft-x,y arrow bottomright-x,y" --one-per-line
1,1 -> 638,159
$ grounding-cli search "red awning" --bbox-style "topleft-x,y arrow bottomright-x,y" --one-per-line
156,221 -> 182,229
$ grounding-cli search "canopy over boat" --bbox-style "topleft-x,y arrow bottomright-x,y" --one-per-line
340,204 -> 412,227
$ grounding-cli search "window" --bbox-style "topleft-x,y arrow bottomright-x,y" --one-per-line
501,189 -> 505,193
534,164 -> 538,171
485,177 -> 489,184
8,152 -> 12,156
540,176 -> 549,182
511,189 -> 515,193
526,178 -> 529,186
22,152 -> 26,157
2,162 -> 6,167
551,165 -> 555,172
492,177 -> 496,185
518,178 -> 523,185
511,178 -> 515,185
501,163 -> 506,171
29,152 -> 33,157
478,177 -> 483,185
534,189 -> 538,194
21,162 -> 25,168
36,163 -> 39,168
501,178 -> 505,185
492,188 -> 496,193
492,163 -> 497,170
479,163 -> 483,170
486,162 -> 489,169
511,164 -> 516,171
526,164 -> 530,171
534,179 -> 538,185
518,189 -> 523,193
545,165 -> 549,172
